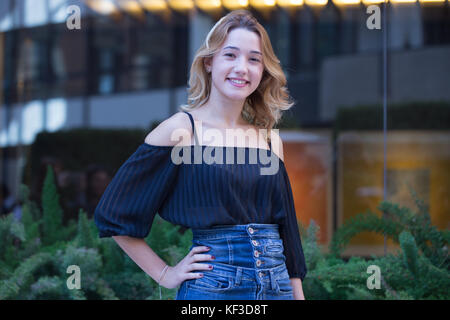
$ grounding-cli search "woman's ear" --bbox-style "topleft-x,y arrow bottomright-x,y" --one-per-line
204,57 -> 212,73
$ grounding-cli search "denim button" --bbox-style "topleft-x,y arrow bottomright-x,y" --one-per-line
256,259 -> 262,267
252,240 -> 259,246
248,227 -> 255,234
258,272 -> 264,278
254,250 -> 260,257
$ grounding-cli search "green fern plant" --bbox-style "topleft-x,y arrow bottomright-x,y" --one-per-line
55,245 -> 118,299
0,252 -> 54,299
75,209 -> 96,249
329,188 -> 449,271
0,214 -> 26,272
302,187 -> 449,300
41,165 -> 64,245
18,184 -> 41,242
303,219 -> 324,271
98,237 -> 125,276
399,231 -> 419,277
329,209 -> 403,258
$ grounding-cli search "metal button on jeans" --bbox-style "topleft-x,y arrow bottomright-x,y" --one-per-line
258,272 -> 264,278
254,250 -> 260,257
248,227 -> 255,234
252,240 -> 259,246
256,259 -> 262,267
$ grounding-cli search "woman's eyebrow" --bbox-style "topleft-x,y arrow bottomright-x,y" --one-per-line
223,46 -> 262,56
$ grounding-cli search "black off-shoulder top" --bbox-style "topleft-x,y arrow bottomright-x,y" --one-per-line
94,111 -> 307,280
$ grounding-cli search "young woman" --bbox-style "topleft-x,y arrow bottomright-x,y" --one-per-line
94,9 -> 307,300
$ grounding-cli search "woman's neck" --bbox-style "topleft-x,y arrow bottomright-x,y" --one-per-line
195,102 -> 249,129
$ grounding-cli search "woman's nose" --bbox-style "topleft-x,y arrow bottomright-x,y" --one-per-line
234,57 -> 248,73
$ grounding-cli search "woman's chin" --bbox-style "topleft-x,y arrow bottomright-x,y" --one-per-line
222,91 -> 251,102
227,96 -> 248,103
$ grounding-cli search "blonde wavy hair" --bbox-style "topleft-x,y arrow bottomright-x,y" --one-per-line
179,9 -> 294,142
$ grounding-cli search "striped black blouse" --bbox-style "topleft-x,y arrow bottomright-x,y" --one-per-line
94,111 -> 307,281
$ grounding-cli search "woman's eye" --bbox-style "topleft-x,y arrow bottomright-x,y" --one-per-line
225,53 -> 260,63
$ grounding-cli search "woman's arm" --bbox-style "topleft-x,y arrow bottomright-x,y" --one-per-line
112,235 -> 167,283
112,235 -> 214,289
290,278 -> 305,300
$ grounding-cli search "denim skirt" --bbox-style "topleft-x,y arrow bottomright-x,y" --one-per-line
175,224 -> 294,300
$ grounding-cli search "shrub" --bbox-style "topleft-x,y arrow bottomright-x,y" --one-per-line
302,188 -> 449,300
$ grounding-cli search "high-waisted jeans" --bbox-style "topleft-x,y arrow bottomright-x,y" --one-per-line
175,224 -> 294,300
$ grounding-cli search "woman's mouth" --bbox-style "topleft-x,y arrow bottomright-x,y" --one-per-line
227,78 -> 249,88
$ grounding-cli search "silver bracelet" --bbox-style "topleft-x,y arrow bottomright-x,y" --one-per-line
158,264 -> 169,285
158,265 -> 169,299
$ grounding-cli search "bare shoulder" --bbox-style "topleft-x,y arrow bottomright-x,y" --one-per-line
144,111 -> 193,146
270,130 -> 284,162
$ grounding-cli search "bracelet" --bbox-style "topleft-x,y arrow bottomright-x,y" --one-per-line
158,264 -> 169,285
158,265 -> 169,300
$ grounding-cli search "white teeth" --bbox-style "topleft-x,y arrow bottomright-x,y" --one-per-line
229,79 -> 246,84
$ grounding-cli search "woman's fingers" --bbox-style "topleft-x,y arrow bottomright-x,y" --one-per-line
191,253 -> 215,262
178,246 -> 215,284
164,247 -> 214,288
189,246 -> 210,256
184,272 -> 204,280
187,263 -> 213,272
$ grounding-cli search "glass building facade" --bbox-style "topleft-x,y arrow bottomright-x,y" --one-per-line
0,0 -> 449,256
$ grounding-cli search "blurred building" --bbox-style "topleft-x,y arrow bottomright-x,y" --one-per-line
0,1 -> 449,251
1,1 -> 448,139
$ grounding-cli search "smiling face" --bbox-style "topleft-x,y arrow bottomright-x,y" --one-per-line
205,27 -> 265,104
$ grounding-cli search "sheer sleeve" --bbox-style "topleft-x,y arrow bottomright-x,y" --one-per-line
278,162 -> 308,281
94,143 -> 179,238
